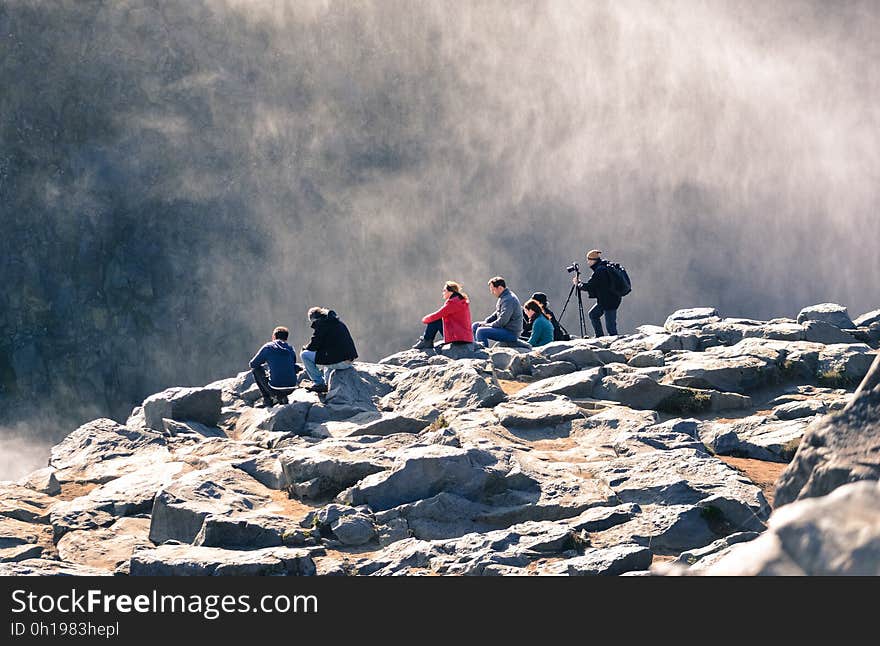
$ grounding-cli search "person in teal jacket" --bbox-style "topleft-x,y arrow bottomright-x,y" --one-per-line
524,299 -> 553,347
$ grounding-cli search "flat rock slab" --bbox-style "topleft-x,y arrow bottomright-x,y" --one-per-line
699,416 -> 814,462
516,367 -> 605,399
129,545 -> 316,576
536,544 -> 653,576
0,483 -> 57,523
0,558 -> 112,576
17,468 -> 61,496
325,363 -> 403,410
50,418 -> 169,484
494,395 -> 584,428
56,517 -> 152,571
796,303 -> 855,330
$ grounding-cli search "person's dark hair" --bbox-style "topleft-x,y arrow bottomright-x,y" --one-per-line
530,292 -> 548,306
488,276 -> 506,289
524,299 -> 548,319
272,326 -> 289,340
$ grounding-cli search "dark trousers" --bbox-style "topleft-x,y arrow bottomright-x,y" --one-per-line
252,367 -> 293,404
589,304 -> 618,337
424,319 -> 443,342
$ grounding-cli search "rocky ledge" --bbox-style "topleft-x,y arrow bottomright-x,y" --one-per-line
2,302 -> 879,576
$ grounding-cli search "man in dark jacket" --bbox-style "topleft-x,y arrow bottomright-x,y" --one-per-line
249,326 -> 301,406
573,249 -> 621,337
300,308 -> 358,394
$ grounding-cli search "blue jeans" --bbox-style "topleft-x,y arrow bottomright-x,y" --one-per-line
424,319 -> 444,342
589,304 -> 618,337
472,322 -> 518,345
301,350 -> 353,386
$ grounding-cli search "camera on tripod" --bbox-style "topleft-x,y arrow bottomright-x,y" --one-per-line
560,261 -> 587,337
566,261 -> 580,274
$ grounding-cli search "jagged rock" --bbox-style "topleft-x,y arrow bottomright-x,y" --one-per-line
588,504 -> 723,554
339,445 -> 533,512
701,480 -> 880,575
325,362 -> 403,410
17,468 -> 61,496
611,418 -> 706,454
56,517 -> 152,571
149,466 -> 275,544
593,372 -> 710,412
542,346 -> 627,369
49,418 -> 168,484
233,395 -> 315,445
594,448 -> 769,531
437,343 -> 490,361
488,347 -> 529,371
699,416 -> 813,462
515,367 -> 605,399
772,400 -> 827,420
379,361 -> 505,420
232,452 -> 287,490
129,545 -> 316,576
629,351 -> 665,368
161,419 -> 226,439
537,544 -> 653,576
340,412 -> 431,437
0,515 -> 49,550
0,558 -> 112,576
664,308 -> 720,333
816,344 -> 876,386
797,303 -> 855,330
193,512 -> 298,548
0,483 -> 56,523
531,361 -> 577,379
143,386 -> 222,431
494,395 -> 584,428
378,349 -> 439,369
665,531 -> 760,571
331,513 -> 378,546
803,320 -> 859,344
775,354 -> 880,506
758,322 -> 806,341
854,309 -> 880,328
280,438 -> 394,501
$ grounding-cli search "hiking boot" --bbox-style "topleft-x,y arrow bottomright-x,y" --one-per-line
308,383 -> 328,394
411,337 -> 434,351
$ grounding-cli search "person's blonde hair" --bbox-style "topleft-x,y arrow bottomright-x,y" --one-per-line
444,281 -> 468,302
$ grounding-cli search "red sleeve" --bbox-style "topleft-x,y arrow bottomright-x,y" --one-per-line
422,301 -> 453,324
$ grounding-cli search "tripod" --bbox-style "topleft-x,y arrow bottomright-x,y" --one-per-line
559,271 -> 588,338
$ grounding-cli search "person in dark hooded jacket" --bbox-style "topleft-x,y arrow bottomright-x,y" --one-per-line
573,249 -> 621,337
300,308 -> 358,394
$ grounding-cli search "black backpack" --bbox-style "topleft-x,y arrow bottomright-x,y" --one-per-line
553,320 -> 571,342
605,262 -> 632,297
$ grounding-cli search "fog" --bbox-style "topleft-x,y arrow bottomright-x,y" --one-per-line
1,0 -> 878,476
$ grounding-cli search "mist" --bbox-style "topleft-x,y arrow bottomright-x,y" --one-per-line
1,0 -> 879,477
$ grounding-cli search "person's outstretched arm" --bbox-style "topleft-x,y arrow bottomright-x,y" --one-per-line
249,345 -> 268,370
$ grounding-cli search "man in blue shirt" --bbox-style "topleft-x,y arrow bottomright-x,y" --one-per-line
249,326 -> 301,406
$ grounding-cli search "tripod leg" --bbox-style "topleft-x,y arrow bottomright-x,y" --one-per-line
558,283 -> 577,325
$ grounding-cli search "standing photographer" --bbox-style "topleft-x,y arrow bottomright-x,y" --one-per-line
572,249 -> 620,337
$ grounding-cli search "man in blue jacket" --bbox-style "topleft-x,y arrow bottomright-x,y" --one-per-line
249,326 -> 301,406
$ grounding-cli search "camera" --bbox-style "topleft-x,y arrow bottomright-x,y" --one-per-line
566,262 -> 579,274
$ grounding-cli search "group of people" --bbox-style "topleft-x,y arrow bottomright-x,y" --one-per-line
249,249 -> 623,406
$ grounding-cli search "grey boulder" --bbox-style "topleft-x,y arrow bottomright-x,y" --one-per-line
143,386 -> 222,431
796,303 -> 855,330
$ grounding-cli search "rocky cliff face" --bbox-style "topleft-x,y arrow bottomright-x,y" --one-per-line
2,303 -> 878,576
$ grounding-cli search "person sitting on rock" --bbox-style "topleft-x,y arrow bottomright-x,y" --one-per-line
573,249 -> 620,337
300,307 -> 358,394
412,281 -> 474,351
521,291 -> 567,341
472,276 -> 523,347
523,299 -> 554,347
249,326 -> 301,407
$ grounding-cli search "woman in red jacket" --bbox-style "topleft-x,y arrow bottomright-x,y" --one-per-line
412,281 -> 474,350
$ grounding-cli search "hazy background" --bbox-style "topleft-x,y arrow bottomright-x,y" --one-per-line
2,0 -> 879,479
